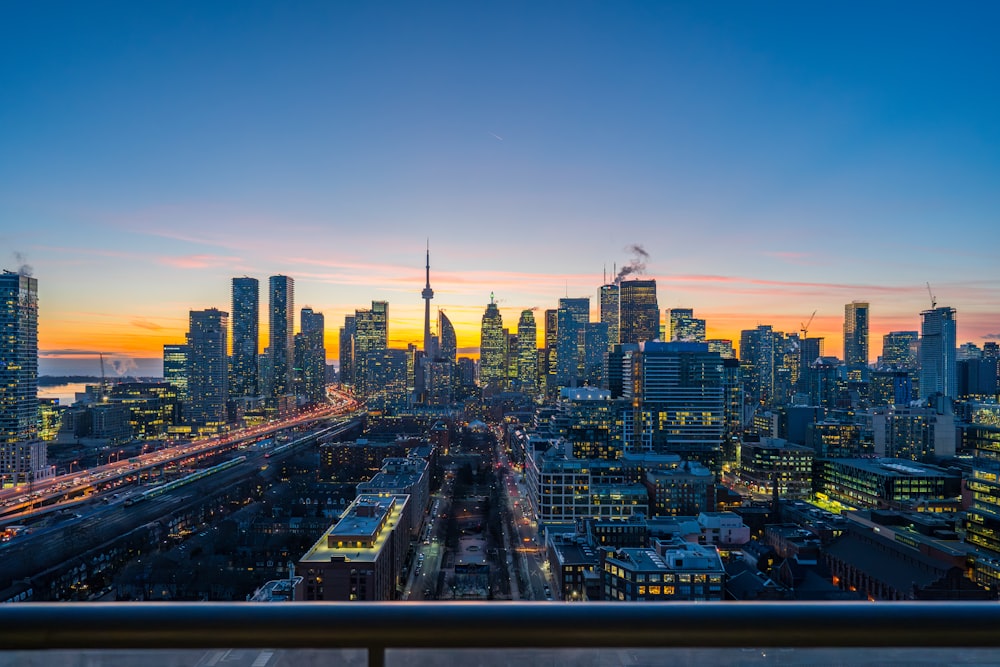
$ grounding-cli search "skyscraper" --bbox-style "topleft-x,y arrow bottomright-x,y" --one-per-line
230,277 -> 259,399
353,301 -> 389,398
479,294 -> 505,389
619,279 -> 659,345
438,311 -> 457,363
339,315 -> 356,387
0,270 -> 42,486
559,297 -> 590,381
919,306 -> 957,399
517,310 -> 538,394
599,283 -> 620,350
297,307 -> 326,403
844,301 -> 869,369
186,308 -> 229,433
740,325 -> 775,409
268,275 -> 295,400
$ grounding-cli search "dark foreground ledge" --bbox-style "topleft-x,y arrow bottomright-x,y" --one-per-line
3,602 -> 1000,651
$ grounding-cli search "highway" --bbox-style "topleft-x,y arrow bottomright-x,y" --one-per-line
0,389 -> 361,524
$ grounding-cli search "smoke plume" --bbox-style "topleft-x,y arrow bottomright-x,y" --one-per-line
615,244 -> 649,284
13,251 -> 33,277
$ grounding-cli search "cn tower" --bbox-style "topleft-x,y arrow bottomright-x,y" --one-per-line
422,241 -> 434,355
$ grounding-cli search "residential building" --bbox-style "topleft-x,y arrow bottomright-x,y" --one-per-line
185,308 -> 229,434
267,275 -> 295,401
230,277 -> 259,399
919,306 -> 957,399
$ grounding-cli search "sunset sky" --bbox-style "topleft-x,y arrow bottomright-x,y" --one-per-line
2,2 -> 998,376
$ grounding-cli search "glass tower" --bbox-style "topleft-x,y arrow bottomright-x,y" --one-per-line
919,306 -> 957,399
268,275 -> 295,400
619,279 -> 659,345
230,277 -> 259,398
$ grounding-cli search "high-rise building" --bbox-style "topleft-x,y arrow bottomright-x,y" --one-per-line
297,307 -> 326,403
844,301 -> 869,369
163,344 -> 189,402
599,283 -> 620,350
543,308 -> 558,391
622,341 -> 725,471
267,275 -> 295,400
230,277 -> 259,399
517,310 -> 538,394
186,308 -> 229,433
479,295 -> 505,389
881,331 -> 919,370
339,315 -> 356,387
619,279 -> 659,345
354,301 -> 388,398
668,308 -> 706,342
919,307 -> 957,399
558,297 -> 590,383
740,325 -> 775,409
0,270 -> 43,486
438,311 -> 457,363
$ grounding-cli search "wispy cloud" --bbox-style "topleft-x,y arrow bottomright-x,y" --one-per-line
157,254 -> 244,269
131,319 -> 164,331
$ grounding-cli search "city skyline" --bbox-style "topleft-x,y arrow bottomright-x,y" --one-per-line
2,3 -> 998,374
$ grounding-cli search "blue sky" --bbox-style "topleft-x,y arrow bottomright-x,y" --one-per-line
2,2 -> 998,374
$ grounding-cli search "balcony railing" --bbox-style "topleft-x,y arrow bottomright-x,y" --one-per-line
4,602 -> 1000,667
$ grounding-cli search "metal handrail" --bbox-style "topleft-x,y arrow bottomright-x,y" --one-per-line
4,602 -> 1000,666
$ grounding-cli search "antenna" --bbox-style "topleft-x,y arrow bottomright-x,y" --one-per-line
926,282 -> 936,309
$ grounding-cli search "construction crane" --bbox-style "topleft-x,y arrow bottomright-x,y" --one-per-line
926,282 -> 937,310
800,310 -> 817,340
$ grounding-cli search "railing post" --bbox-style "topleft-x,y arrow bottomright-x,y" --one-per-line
369,646 -> 385,667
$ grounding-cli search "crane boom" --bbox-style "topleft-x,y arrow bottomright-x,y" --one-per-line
800,310 -> 817,339
926,282 -> 937,309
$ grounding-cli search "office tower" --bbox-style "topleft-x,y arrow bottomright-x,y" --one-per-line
479,295 -> 505,389
600,283 -> 620,350
517,310 -> 538,394
584,322 -> 609,385
740,325 -> 775,409
163,344 -> 189,402
796,336 -> 825,396
354,301 -> 389,397
543,308 -> 558,389
0,270 -> 42,486
668,308 -> 706,342
505,330 -> 518,388
559,297 -> 590,382
339,315 -> 356,387
438,311 -> 456,363
267,275 -> 295,400
421,244 -> 434,355
881,331 -> 919,370
297,308 -> 326,403
622,341 -> 725,471
363,349 -> 408,413
230,277 -> 259,399
186,308 -> 229,433
919,307 -> 957,399
619,279 -> 659,345
844,301 -> 869,369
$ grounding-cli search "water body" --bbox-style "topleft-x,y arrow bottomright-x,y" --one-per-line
37,383 -> 89,406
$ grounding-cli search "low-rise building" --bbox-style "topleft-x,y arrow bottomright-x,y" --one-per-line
814,458 -> 962,511
600,538 -> 725,601
296,493 -> 411,601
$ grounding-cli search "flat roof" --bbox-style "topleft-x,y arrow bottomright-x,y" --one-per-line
299,493 -> 408,565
